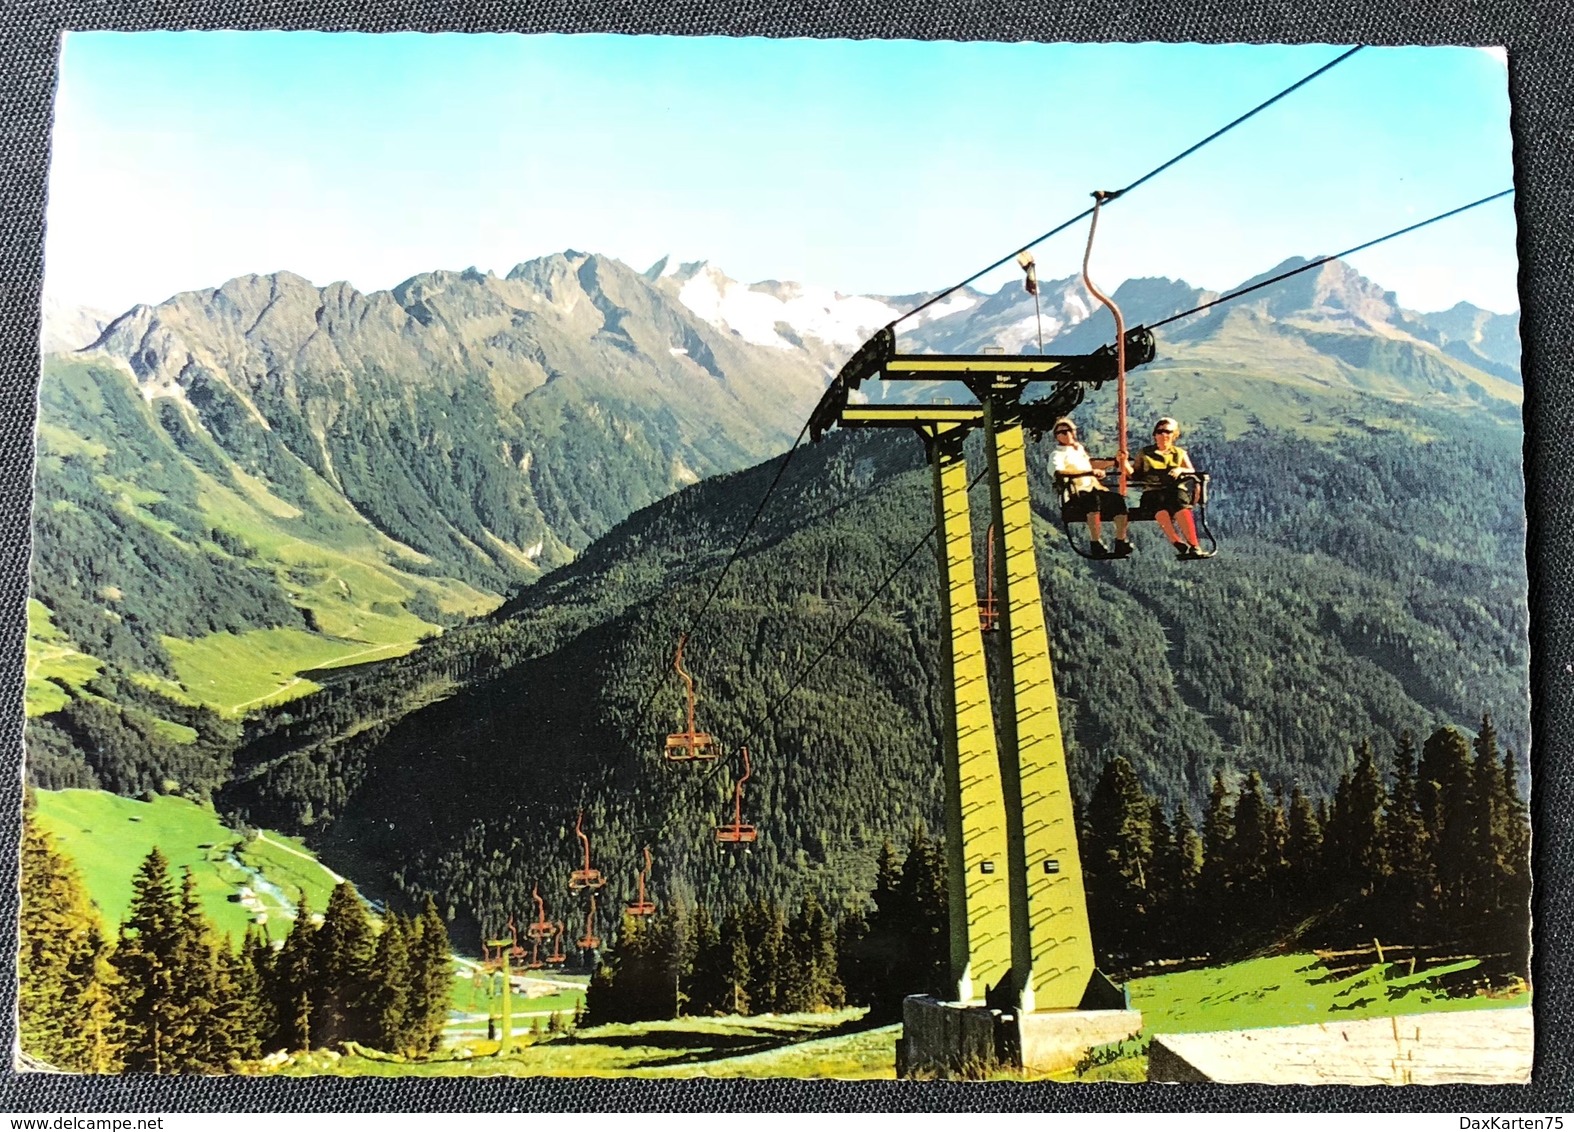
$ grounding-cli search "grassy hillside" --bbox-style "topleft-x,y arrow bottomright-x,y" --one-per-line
32,788 -> 345,942
259,948 -> 1527,1080
30,357 -> 497,722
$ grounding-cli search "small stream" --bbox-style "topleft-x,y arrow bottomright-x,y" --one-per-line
225,850 -> 296,920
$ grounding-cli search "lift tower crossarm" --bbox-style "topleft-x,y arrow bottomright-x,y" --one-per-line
807,327 -> 1156,444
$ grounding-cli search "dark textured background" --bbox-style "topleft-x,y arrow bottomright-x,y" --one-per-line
0,1 -> 1566,1113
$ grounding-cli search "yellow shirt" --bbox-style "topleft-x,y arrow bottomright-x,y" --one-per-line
1132,443 -> 1190,482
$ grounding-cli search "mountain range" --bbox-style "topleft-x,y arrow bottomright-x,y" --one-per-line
26,248 -> 1528,929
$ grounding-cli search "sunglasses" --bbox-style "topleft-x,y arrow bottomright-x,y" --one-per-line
1154,428 -> 1175,435
1054,428 -> 1074,436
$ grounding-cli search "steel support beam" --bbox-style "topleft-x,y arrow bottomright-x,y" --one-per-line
926,425 -> 1013,1004
984,399 -> 1096,1012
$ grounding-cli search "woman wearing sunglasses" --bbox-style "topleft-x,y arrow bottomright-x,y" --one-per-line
1131,417 -> 1206,559
1051,417 -> 1132,559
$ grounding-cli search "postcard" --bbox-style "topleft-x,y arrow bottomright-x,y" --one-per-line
19,32 -> 1528,1084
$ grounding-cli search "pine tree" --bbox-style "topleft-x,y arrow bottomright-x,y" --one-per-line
370,914 -> 413,1054
1383,731 -> 1430,933
686,903 -> 726,1016
111,849 -> 182,1073
1420,726 -> 1477,917
18,813 -> 122,1072
271,894 -> 317,1052
406,895 -> 453,1055
311,882 -> 378,1048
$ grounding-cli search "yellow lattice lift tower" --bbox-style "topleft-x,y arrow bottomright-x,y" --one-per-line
810,328 -> 1153,1075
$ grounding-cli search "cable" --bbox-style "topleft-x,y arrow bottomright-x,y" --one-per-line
1147,188 -> 1514,331
634,416 -> 814,730
689,416 -> 814,637
897,45 -> 1365,327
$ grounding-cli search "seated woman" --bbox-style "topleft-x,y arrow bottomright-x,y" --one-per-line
1051,418 -> 1131,559
1130,417 -> 1206,559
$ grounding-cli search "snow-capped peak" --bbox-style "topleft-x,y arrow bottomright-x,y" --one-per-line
668,263 -> 903,351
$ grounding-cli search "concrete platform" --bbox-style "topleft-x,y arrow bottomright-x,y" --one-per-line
1018,1007 -> 1144,1072
1148,1008 -> 1532,1085
899,995 -> 1143,1077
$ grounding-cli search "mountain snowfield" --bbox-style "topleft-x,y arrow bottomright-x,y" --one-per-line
44,250 -> 1520,402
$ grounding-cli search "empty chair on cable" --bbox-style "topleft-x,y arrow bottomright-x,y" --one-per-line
569,810 -> 606,891
578,892 -> 602,951
527,885 -> 553,941
546,921 -> 567,965
664,633 -> 721,762
626,845 -> 657,917
715,746 -> 759,846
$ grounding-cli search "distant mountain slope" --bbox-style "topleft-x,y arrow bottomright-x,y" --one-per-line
39,297 -> 114,356
27,249 -> 1523,812
30,253 -> 830,717
211,384 -> 1527,937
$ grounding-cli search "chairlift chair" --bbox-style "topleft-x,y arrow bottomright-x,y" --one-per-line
978,523 -> 999,633
664,633 -> 721,762
547,921 -> 567,965
578,892 -> 602,951
715,745 -> 759,846
1052,469 -> 1217,560
527,885 -> 554,941
568,810 -> 606,891
627,845 -> 657,917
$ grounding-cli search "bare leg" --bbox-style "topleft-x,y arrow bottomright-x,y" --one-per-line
1154,512 -> 1184,545
1177,509 -> 1200,546
1114,514 -> 1129,541
1088,514 -> 1103,542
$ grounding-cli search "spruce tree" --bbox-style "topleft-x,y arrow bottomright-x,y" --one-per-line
1420,727 -> 1477,917
111,849 -> 182,1073
241,926 -> 278,1049
1284,785 -> 1325,917
1198,770 -> 1234,950
686,903 -> 726,1016
272,894 -> 317,1052
898,824 -> 948,998
18,813 -> 122,1072
1383,731 -> 1430,933
782,892 -> 842,1012
1228,771 -> 1272,896
1085,757 -> 1157,959
406,895 -> 453,1054
720,910 -> 752,1016
370,914 -> 413,1054
311,882 -> 378,1048
742,898 -> 787,1013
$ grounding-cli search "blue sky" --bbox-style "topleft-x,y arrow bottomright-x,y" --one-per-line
45,33 -> 1517,315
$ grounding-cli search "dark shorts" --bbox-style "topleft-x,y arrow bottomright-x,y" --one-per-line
1139,482 -> 1194,516
1062,490 -> 1127,522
